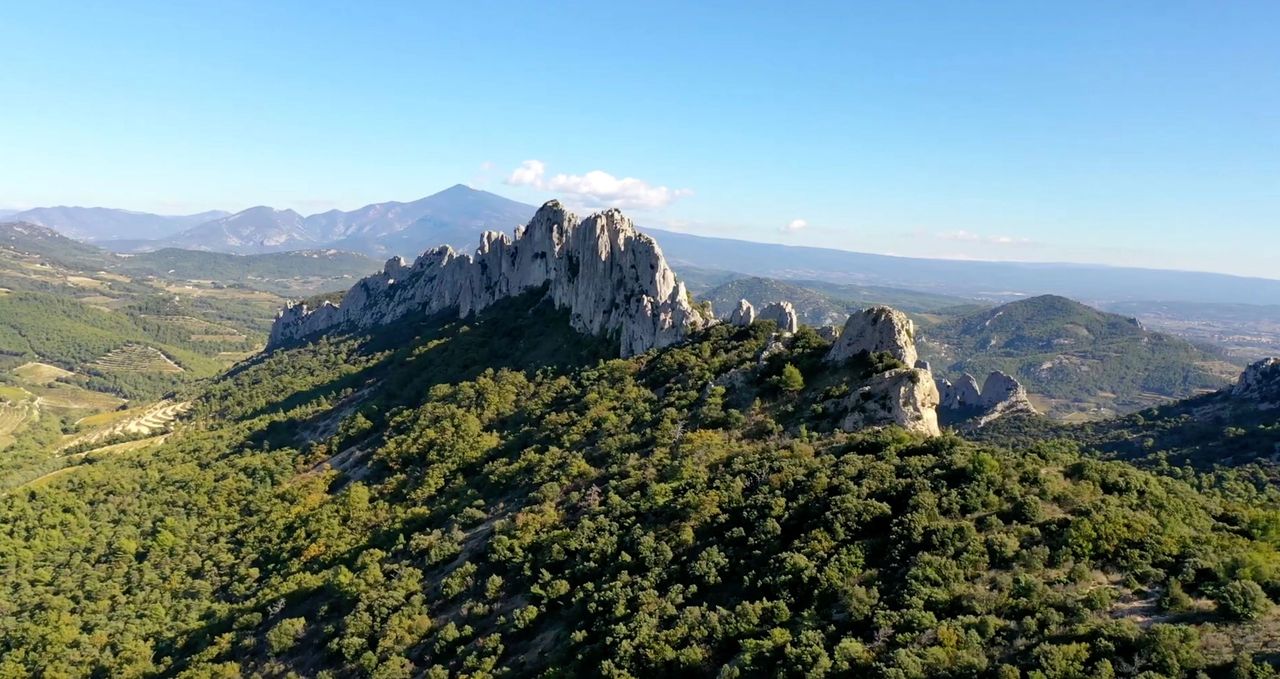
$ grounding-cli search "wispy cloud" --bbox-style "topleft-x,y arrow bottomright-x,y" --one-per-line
505,160 -> 691,210
780,218 -> 808,234
936,230 -> 1033,246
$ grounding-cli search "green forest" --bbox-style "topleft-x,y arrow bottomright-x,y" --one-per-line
2,292 -> 1278,677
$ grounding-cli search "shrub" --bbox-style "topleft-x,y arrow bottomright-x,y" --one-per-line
1216,580 -> 1271,621
266,617 -> 307,655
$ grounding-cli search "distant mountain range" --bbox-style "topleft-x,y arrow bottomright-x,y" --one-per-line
14,184 -> 1280,306
4,206 -> 230,242
0,221 -> 378,296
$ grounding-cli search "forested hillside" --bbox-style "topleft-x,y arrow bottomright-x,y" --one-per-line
921,295 -> 1238,420
3,292 -> 1278,677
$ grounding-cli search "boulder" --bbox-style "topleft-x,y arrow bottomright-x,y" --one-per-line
826,306 -> 918,367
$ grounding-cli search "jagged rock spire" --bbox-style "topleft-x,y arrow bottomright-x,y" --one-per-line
268,201 -> 710,357
758,301 -> 799,334
729,299 -> 756,326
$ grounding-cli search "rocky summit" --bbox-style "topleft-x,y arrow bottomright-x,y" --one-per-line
269,201 -> 711,357
1232,357 -> 1280,406
825,305 -> 919,367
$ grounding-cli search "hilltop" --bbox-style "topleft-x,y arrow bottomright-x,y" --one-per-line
921,295 -> 1237,419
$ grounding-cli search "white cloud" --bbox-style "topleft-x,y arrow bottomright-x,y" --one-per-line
781,219 -> 808,234
504,160 -> 690,210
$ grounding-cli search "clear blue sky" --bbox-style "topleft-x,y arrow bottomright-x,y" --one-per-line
3,1 -> 1277,278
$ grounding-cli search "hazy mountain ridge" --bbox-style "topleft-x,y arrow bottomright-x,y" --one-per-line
0,221 -> 378,295
166,206 -> 315,254
23,185 -> 1280,307
6,206 -> 230,242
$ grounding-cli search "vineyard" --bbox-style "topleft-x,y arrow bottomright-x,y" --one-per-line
92,344 -> 184,373
0,401 -> 37,449
62,400 -> 190,450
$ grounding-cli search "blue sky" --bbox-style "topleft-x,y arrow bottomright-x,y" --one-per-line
3,2 -> 1277,278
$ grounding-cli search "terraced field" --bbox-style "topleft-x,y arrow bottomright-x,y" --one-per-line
0,401 -> 38,449
28,383 -> 125,411
92,344 -> 185,373
63,400 -> 190,450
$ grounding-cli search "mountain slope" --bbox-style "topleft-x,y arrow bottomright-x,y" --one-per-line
2,289 -> 1278,676
921,295 -> 1237,419
975,358 -> 1280,473
314,184 -> 536,256
0,220 -> 115,269
166,206 -> 315,253
6,206 -> 228,241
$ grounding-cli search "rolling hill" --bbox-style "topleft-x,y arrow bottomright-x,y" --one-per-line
920,295 -> 1239,419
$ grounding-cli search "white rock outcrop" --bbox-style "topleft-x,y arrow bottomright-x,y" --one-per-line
837,368 -> 940,436
1233,357 -> 1280,405
758,301 -> 799,334
936,370 -> 1037,425
820,305 -> 940,437
729,299 -> 756,327
825,306 -> 918,367
268,201 -> 711,357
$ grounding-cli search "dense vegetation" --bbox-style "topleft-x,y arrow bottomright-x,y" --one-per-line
0,292 -> 234,400
921,295 -> 1235,418
2,292 -> 1278,677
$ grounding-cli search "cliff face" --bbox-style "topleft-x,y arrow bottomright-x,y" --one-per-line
269,201 -> 710,357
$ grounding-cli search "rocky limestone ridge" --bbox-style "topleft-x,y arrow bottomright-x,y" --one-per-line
825,306 -> 918,367
729,299 -> 756,326
757,301 -> 799,334
936,370 -> 1038,425
817,305 -> 939,437
1232,357 -> 1280,406
268,201 -> 711,357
